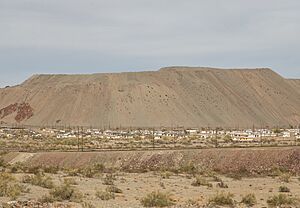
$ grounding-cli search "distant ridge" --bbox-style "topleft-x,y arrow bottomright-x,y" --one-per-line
0,67 -> 299,128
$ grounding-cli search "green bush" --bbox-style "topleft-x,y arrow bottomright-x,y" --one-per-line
140,191 -> 175,207
209,192 -> 235,206
241,193 -> 256,206
267,194 -> 297,207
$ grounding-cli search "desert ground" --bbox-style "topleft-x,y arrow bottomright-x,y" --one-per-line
1,170 -> 300,208
1,147 -> 300,208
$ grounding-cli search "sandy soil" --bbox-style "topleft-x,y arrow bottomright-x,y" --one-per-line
1,171 -> 300,208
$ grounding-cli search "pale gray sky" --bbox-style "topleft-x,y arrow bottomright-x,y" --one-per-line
0,0 -> 300,87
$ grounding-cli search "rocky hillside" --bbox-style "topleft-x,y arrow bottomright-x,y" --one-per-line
0,67 -> 299,128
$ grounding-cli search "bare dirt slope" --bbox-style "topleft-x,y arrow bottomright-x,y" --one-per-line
0,67 -> 300,128
288,79 -> 300,91
4,147 -> 300,174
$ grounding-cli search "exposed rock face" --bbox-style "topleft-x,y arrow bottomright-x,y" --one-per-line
0,103 -> 33,123
0,67 -> 299,128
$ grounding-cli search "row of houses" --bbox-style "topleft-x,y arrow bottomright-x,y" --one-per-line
1,127 -> 300,141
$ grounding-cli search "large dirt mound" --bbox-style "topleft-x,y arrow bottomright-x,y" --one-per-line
0,67 -> 299,128
288,79 -> 300,91
4,147 -> 300,174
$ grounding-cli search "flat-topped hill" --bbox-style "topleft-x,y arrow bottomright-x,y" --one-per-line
0,67 -> 299,128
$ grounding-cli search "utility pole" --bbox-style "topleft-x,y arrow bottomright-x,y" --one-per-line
173,128 -> 176,149
152,128 -> 155,150
215,127 -> 219,148
81,126 -> 84,152
77,126 -> 80,152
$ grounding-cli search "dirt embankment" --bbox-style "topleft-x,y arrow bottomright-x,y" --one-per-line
4,147 -> 300,175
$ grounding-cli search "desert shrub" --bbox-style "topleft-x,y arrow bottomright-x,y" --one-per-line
7,162 -> 26,173
39,194 -> 55,203
227,173 -> 242,180
103,173 -> 116,185
22,165 -> 59,174
217,181 -> 228,188
200,170 -> 218,177
267,194 -> 297,207
123,166 -> 150,173
106,185 -> 122,193
66,163 -> 105,178
96,190 -> 115,200
1,183 -> 26,200
0,151 -> 8,156
140,191 -> 175,207
227,167 -> 250,180
160,171 -> 171,179
0,173 -> 27,199
209,192 -> 235,206
22,172 -> 54,189
268,167 -> 284,177
45,183 -> 83,203
65,168 -> 79,177
185,199 -> 200,206
278,185 -> 290,193
191,176 -> 212,187
0,157 -> 7,167
279,173 -> 291,183
81,163 -> 105,178
63,177 -> 78,185
23,166 -> 44,174
0,172 -> 15,182
42,166 -> 59,174
212,175 -> 222,182
241,193 -> 257,206
179,163 -> 198,175
81,201 -> 96,208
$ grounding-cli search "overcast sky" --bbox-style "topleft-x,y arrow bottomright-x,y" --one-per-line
0,0 -> 300,87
